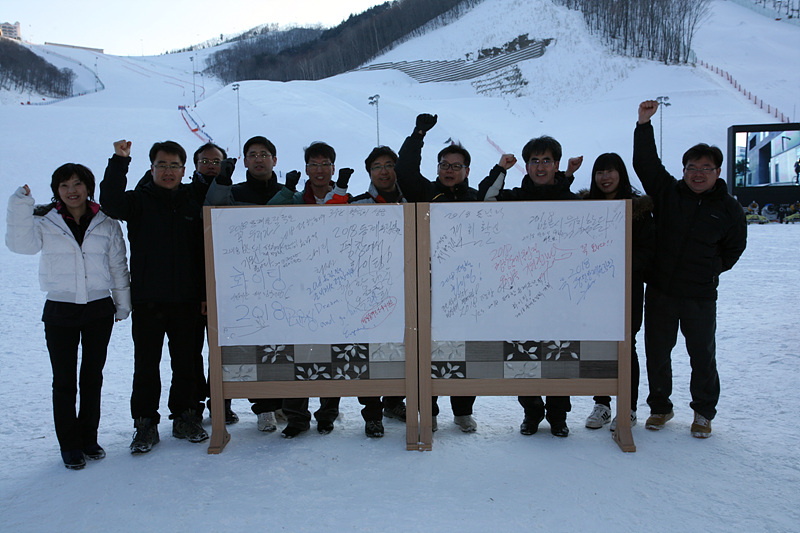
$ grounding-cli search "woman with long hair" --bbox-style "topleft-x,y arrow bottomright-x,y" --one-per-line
583,153 -> 654,431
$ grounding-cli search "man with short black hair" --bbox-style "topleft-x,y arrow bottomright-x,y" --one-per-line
478,136 -> 580,438
633,99 -> 746,438
395,113 -> 479,433
100,139 -> 208,454
204,136 -> 287,433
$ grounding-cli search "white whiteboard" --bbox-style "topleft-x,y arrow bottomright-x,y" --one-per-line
429,201 -> 626,341
210,204 -> 406,345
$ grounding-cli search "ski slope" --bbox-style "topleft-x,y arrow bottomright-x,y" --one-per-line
1,1 -> 799,531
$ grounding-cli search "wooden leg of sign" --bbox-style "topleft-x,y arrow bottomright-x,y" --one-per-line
613,419 -> 636,452
207,413 -> 230,454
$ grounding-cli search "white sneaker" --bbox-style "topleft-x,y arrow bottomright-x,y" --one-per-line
257,411 -> 277,432
610,410 -> 638,432
585,404 -> 612,429
454,415 -> 477,433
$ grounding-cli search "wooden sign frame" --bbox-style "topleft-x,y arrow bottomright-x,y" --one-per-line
203,204 -> 420,452
415,201 -> 635,452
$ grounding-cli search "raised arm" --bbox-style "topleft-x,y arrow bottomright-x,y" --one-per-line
204,158 -> 237,206
5,185 -> 42,255
632,101 -> 674,198
99,140 -> 135,220
395,113 -> 437,201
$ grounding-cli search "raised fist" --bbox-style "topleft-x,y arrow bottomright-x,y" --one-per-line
638,100 -> 659,124
415,113 -> 438,134
216,158 -> 237,185
336,168 -> 355,189
114,140 -> 131,158
566,155 -> 583,177
499,154 -> 517,170
285,170 -> 301,191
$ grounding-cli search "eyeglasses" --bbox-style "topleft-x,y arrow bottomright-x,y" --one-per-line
306,162 -> 333,169
438,162 -> 466,171
153,163 -> 184,170
246,152 -> 272,159
370,163 -> 395,172
198,159 -> 221,166
528,158 -> 555,168
685,166 -> 718,175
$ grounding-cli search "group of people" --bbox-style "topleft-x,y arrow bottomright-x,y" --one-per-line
6,100 -> 746,469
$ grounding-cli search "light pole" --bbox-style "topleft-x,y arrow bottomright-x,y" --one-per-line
368,94 -> 380,145
656,95 -> 671,158
190,55 -> 196,107
233,84 -> 241,158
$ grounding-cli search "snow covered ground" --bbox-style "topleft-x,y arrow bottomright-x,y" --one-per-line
1,1 -> 799,531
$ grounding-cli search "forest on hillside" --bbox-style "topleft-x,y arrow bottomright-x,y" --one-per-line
0,39 -> 75,97
205,0 -> 483,83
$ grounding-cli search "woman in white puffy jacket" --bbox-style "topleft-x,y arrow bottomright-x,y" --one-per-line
6,163 -> 130,470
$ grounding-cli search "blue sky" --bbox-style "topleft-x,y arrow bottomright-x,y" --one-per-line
4,0 -> 384,56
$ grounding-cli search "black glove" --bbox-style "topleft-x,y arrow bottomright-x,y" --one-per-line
415,113 -> 438,135
285,170 -> 301,191
336,168 -> 354,189
216,158 -> 237,186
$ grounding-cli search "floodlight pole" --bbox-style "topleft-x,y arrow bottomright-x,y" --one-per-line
368,94 -> 380,145
656,95 -> 671,158
233,84 -> 241,158
191,56 -> 197,107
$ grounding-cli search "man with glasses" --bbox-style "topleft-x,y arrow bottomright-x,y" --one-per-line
478,136 -> 581,438
204,136 -> 287,433
395,113 -> 480,433
268,141 -> 353,438
326,145 -> 409,438
205,136 -> 283,206
633,100 -> 746,438
100,140 -> 208,453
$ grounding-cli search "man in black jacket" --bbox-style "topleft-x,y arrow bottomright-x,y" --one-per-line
101,139 -> 208,454
633,100 -> 747,438
203,136 -> 287,434
395,113 -> 479,433
477,136 -> 579,438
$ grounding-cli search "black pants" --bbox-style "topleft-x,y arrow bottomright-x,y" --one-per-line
45,316 -> 113,451
594,276 -> 644,410
644,286 -> 719,420
518,396 -> 571,423
130,302 -> 204,423
250,398 -> 282,415
283,397 -> 340,429
432,396 -> 475,417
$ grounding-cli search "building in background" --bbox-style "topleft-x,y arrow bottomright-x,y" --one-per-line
0,21 -> 22,40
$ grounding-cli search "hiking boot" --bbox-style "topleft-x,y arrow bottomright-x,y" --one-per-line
61,449 -> 86,470
365,420 -> 384,438
383,403 -> 407,422
83,443 -> 106,461
645,410 -> 674,430
257,411 -> 277,432
281,424 -> 309,439
431,415 -> 438,432
317,420 -> 334,435
520,412 -> 544,436
172,411 -> 209,443
207,399 -> 239,425
454,415 -> 477,433
225,400 -> 239,424
691,412 -> 712,438
549,419 -> 570,438
585,404 -> 612,429
130,417 -> 159,454
610,411 -> 638,432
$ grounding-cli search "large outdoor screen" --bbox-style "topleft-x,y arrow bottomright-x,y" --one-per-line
727,122 -> 800,206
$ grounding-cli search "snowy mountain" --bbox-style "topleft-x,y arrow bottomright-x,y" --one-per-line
1,1 -> 798,531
